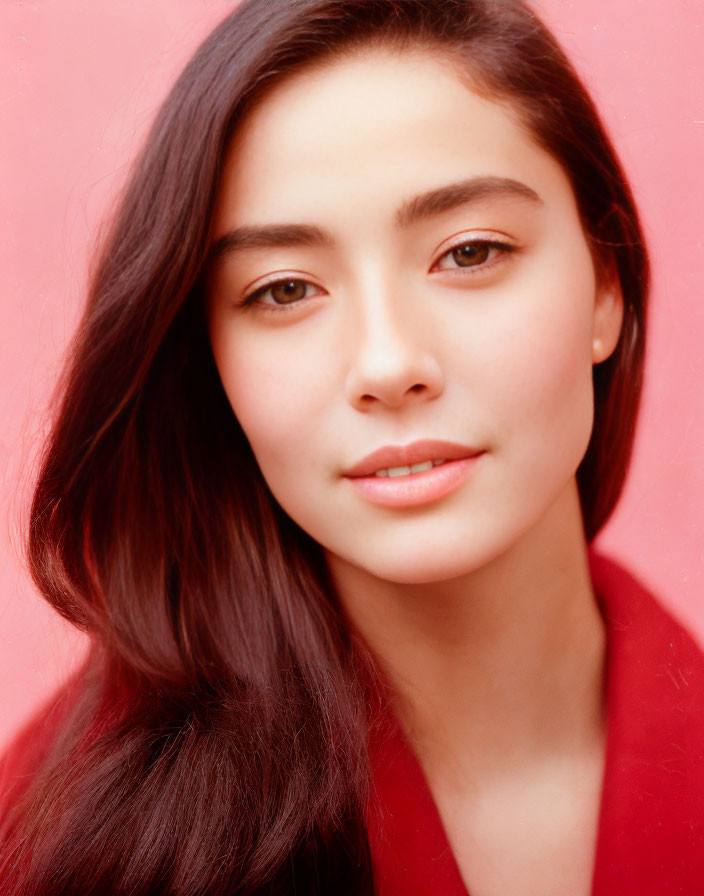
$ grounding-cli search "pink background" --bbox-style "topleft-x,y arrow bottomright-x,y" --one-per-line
1,0 -> 703,752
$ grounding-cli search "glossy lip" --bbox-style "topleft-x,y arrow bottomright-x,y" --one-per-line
343,439 -> 483,478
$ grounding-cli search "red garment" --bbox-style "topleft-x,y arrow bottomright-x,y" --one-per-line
2,553 -> 703,893
365,551 -> 704,895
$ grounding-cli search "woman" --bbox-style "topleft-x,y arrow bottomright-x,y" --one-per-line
1,0 -> 703,893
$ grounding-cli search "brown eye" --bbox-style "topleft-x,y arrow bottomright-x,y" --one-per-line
433,238 -> 514,274
451,243 -> 491,267
269,279 -> 308,304
243,276 -> 324,310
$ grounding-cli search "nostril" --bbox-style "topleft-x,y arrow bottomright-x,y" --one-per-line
345,357 -> 444,410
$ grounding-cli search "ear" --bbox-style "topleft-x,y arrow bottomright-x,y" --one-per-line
591,266 -> 624,365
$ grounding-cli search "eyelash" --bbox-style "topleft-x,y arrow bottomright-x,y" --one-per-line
431,237 -> 515,273
241,277 -> 324,311
240,237 -> 515,311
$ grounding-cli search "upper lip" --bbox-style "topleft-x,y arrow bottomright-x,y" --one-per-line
343,440 -> 485,477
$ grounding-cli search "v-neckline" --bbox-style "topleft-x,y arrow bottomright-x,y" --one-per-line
365,550 -> 704,895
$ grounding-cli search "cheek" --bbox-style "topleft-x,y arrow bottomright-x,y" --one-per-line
504,262 -> 596,465
467,246 -> 597,471
209,319 -> 332,479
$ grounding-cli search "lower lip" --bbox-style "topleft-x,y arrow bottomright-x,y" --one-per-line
344,454 -> 484,509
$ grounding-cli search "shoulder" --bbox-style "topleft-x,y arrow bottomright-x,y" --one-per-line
588,550 -> 704,890
589,549 -> 704,710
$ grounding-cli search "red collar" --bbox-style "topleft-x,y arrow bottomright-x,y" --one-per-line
365,551 -> 704,895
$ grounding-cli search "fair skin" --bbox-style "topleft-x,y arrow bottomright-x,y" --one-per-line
207,47 -> 623,896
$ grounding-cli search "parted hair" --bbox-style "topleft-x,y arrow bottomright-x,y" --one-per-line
0,1 -> 647,892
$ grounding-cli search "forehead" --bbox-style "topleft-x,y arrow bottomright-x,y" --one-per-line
213,46 -> 574,234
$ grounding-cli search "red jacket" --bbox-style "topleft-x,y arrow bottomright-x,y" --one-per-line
3,553 -> 703,893
365,551 -> 704,895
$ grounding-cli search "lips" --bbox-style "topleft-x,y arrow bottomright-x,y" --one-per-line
343,439 -> 484,478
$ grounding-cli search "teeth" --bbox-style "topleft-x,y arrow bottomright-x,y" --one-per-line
373,459 -> 444,478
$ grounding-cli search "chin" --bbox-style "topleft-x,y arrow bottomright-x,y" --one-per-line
328,500 -> 556,586
368,561 -> 481,586
337,533 -> 509,586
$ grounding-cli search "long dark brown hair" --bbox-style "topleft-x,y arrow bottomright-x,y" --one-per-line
1,1 -> 648,892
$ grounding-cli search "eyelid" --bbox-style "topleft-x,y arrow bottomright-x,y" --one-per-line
429,231 -> 517,273
240,272 -> 326,309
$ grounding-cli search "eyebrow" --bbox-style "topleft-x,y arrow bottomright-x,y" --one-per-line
207,176 -> 542,266
208,223 -> 332,265
395,176 -> 542,229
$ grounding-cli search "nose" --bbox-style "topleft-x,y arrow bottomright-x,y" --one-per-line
343,290 -> 444,412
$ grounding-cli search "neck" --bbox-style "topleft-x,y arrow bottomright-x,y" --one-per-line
328,480 -> 607,787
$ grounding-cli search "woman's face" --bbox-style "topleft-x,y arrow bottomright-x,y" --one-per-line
207,48 -> 622,585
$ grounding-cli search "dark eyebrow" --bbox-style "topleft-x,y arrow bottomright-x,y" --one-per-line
207,223 -> 334,267
208,176 -> 542,268
395,176 -> 542,229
